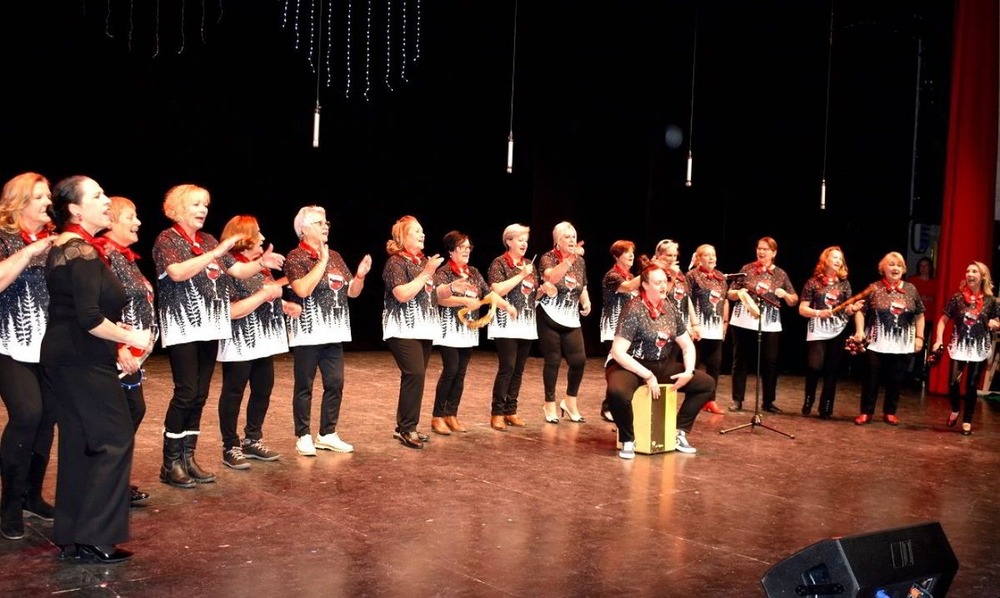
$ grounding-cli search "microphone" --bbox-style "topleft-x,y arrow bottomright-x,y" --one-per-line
723,273 -> 747,280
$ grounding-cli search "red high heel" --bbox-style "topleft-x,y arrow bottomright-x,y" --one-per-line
702,401 -> 725,414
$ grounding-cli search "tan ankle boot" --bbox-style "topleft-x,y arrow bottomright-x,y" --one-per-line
431,417 -> 451,435
490,415 -> 507,431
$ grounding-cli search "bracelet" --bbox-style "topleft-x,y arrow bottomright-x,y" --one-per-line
448,282 -> 455,295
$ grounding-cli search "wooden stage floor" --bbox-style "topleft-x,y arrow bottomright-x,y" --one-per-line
0,350 -> 997,596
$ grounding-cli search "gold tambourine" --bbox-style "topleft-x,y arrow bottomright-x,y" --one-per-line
457,294 -> 498,329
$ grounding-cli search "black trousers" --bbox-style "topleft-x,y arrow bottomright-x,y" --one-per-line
434,346 -> 472,417
219,356 -> 275,449
386,337 -> 432,434
491,337 -> 532,415
859,351 -> 908,415
804,332 -> 847,412
537,309 -> 586,402
291,343 -> 344,438
730,326 -> 781,407
0,355 -> 55,505
164,340 -> 219,434
695,337 -> 724,400
45,363 -> 133,547
606,359 -> 715,443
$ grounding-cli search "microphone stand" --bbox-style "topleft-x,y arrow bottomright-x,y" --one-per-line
720,292 -> 795,439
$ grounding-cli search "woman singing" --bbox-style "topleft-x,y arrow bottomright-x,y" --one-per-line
0,172 -> 57,539
42,176 -> 152,563
486,223 -> 537,431
537,221 -> 591,423
931,261 -> 999,435
686,244 -> 729,415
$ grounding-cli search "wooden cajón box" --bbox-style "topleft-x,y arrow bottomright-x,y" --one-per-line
631,384 -> 677,454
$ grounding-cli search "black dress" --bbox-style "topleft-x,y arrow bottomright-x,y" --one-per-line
41,239 -> 133,547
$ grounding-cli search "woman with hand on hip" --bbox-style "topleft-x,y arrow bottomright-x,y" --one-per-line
537,221 -> 591,423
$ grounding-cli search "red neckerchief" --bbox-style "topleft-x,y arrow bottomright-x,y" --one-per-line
667,268 -> 686,283
754,261 -> 775,275
99,235 -> 140,263
641,290 -> 664,320
553,248 -> 571,263
503,252 -> 524,268
962,287 -> 984,312
234,251 -> 271,278
172,223 -> 204,256
449,259 -> 470,277
64,224 -> 109,265
20,227 -> 51,245
699,266 -> 724,282
298,240 -> 319,260
818,273 -> 837,287
882,278 -> 904,294
613,264 -> 633,280
399,249 -> 423,265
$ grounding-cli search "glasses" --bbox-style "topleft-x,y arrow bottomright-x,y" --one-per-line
308,220 -> 330,227
457,244 -> 474,251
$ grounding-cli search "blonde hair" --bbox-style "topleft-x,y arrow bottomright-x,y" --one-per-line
877,251 -> 907,276
551,221 -> 577,246
960,261 -> 995,297
163,184 -> 210,222
690,243 -> 715,271
502,223 -> 530,248
293,205 -> 326,239
0,172 -> 52,234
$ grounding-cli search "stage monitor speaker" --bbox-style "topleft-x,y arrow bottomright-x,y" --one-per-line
761,521 -> 959,597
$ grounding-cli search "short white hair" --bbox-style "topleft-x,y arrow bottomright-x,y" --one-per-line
552,221 -> 576,246
502,223 -> 530,247
293,205 -> 326,238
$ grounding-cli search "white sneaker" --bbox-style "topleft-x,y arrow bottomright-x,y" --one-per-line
619,441 -> 635,460
674,430 -> 697,454
296,434 -> 317,456
315,432 -> 354,453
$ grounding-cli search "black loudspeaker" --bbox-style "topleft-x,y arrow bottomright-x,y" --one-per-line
761,521 -> 959,597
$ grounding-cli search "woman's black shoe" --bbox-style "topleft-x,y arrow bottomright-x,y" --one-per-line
130,486 -> 150,505
76,544 -> 133,563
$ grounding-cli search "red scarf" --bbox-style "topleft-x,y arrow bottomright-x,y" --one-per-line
641,290 -> 664,320
613,264 -> 633,280
882,278 -> 905,294
20,227 -> 51,245
503,252 -> 525,268
64,224 -> 109,265
234,251 -> 271,278
298,240 -> 319,260
754,261 -> 775,275
399,249 -> 423,265
698,266 -> 725,282
449,259 -> 470,277
818,273 -> 837,287
172,223 -> 204,256
963,287 -> 984,312
553,248 -> 573,263
98,236 -> 140,263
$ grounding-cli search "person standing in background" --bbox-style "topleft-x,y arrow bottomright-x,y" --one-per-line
598,240 -> 641,421
907,256 -> 936,386
686,244 -> 729,415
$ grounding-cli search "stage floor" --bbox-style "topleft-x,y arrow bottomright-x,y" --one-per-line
0,350 -> 997,596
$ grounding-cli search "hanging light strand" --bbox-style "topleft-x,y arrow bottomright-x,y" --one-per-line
313,0 -> 325,147
506,0 -> 519,174
385,0 -> 393,92
685,3 -> 698,188
820,1 -> 835,209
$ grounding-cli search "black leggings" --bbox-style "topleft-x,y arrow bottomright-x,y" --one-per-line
537,309 -> 586,403
731,327 -> 780,406
606,359 -> 715,443
164,340 -> 219,433
492,337 -> 532,415
947,358 -> 985,424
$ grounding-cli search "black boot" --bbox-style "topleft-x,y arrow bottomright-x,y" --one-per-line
182,434 -> 216,484
818,396 -> 834,420
160,434 -> 196,488
0,457 -> 27,539
801,396 -> 815,416
23,452 -> 54,521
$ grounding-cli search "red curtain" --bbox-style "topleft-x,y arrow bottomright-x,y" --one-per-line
928,0 -> 1000,395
